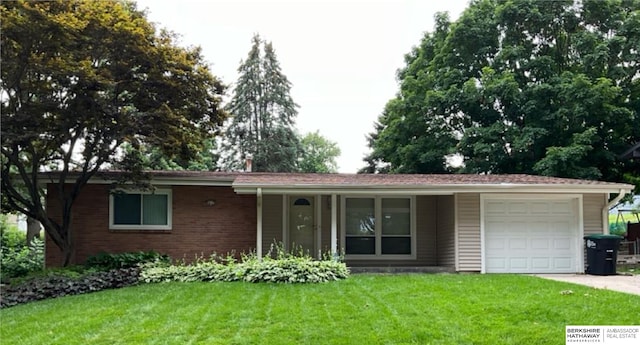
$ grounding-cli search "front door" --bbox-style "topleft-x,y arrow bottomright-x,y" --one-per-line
289,196 -> 315,256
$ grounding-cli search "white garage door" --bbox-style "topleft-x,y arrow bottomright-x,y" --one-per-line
484,198 -> 578,273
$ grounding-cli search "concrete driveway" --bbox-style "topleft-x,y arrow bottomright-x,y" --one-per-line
534,274 -> 640,296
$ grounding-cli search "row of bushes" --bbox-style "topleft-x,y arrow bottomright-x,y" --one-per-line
141,252 -> 349,284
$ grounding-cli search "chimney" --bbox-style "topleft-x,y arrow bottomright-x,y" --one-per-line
245,154 -> 253,172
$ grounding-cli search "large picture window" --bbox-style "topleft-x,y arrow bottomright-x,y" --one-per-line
345,198 -> 376,254
343,196 -> 414,258
110,190 -> 172,230
381,198 -> 411,255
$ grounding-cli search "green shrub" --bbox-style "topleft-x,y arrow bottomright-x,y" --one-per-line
0,215 -> 24,248
84,251 -> 170,270
241,255 -> 349,283
1,218 -> 45,282
140,245 -> 349,284
0,267 -> 141,309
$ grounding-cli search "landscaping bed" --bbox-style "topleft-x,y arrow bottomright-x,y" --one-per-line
1,248 -> 349,309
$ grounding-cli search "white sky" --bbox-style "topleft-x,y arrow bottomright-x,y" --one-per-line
135,0 -> 469,173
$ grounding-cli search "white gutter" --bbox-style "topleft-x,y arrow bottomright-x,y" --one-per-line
603,188 -> 629,234
233,185 -> 634,195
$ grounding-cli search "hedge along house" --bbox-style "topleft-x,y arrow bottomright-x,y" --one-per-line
44,171 -> 633,273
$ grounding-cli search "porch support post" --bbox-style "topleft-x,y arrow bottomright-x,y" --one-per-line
331,194 -> 337,259
257,188 -> 263,259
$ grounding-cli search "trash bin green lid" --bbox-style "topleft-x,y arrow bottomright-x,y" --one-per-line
583,234 -> 623,240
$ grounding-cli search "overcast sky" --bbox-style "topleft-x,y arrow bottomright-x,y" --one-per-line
135,0 -> 469,173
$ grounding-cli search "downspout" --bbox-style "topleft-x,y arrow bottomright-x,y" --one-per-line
603,189 -> 629,234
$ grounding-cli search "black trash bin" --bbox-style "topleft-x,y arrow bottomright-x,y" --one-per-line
583,234 -> 622,275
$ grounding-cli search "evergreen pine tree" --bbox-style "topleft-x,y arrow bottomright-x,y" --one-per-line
221,34 -> 300,172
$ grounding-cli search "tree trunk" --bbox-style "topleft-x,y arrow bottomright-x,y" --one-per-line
26,216 -> 41,245
62,245 -> 73,267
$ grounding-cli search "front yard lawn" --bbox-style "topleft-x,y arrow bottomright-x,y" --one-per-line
1,274 -> 638,344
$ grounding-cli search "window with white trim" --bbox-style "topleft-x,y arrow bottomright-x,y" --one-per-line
343,196 -> 414,257
109,189 -> 172,230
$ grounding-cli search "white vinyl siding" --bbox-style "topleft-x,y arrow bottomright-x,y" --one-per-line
583,193 -> 605,236
456,193 -> 481,271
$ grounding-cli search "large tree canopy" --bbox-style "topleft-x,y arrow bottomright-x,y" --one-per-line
363,0 -> 640,186
1,0 -> 226,265
220,34 -> 301,172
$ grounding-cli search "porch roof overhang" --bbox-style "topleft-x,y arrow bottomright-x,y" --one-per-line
231,173 -> 634,196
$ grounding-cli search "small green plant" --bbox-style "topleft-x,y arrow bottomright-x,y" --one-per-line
1,217 -> 45,282
84,251 -> 170,271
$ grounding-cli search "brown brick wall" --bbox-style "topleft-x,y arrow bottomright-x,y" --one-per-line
46,184 -> 257,267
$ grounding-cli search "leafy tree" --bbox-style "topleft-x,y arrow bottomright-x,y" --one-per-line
363,12 -> 459,174
1,0 -> 226,265
124,138 -> 220,171
363,0 -> 640,185
220,34 -> 301,172
298,131 -> 341,173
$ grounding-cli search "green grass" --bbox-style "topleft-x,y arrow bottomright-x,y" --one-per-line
1,274 -> 639,345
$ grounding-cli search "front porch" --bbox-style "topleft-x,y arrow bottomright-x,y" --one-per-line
255,193 -> 457,269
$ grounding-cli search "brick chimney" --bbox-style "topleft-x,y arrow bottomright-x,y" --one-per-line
245,154 -> 253,172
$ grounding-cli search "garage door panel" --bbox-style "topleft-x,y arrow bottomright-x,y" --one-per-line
550,201 -> 572,215
551,221 -> 571,231
508,257 -> 528,270
553,238 -> 572,250
508,202 -> 528,214
487,238 -> 506,250
530,202 -> 551,214
486,221 -> 508,233
484,198 -> 578,274
509,223 -> 528,234
508,238 -> 527,250
531,238 -> 550,250
487,258 -> 506,270
529,222 -> 550,234
531,257 -> 551,270
485,201 -> 507,215
553,257 -> 573,270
